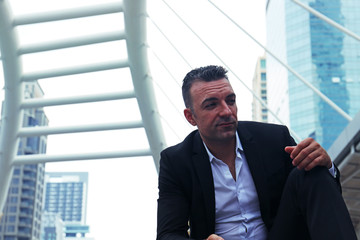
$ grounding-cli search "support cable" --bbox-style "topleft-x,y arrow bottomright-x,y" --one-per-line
293,0 -> 360,42
147,15 -> 193,69
161,0 -> 302,142
208,0 -> 352,122
148,48 -> 194,133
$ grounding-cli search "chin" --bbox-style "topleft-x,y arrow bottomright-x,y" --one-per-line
220,130 -> 236,139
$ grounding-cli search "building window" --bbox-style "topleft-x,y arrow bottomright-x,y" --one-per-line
8,216 -> 16,223
7,225 -> 15,232
260,59 -> 266,69
9,206 -> 17,213
11,178 -> 19,185
13,169 -> 20,175
261,73 -> 266,81
11,187 -> 19,194
10,197 -> 18,203
4,236 -> 15,240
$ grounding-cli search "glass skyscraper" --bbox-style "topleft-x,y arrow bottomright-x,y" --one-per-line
0,82 -> 48,240
42,172 -> 90,240
266,0 -> 360,149
252,54 -> 269,123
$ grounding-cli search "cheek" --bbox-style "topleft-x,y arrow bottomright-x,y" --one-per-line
231,106 -> 238,115
197,114 -> 212,126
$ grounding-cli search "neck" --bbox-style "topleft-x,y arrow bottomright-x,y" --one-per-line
205,136 -> 237,180
204,137 -> 236,162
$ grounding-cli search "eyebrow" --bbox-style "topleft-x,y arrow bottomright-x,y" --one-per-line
227,93 -> 236,99
201,93 -> 236,106
201,97 -> 218,106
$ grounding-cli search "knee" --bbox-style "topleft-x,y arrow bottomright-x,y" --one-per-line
286,166 -> 339,196
288,166 -> 330,183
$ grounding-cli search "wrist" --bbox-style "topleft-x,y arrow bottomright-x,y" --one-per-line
327,161 -> 333,169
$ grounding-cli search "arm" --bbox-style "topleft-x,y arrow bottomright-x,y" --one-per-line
285,138 -> 341,188
285,137 -> 332,171
157,150 -> 191,240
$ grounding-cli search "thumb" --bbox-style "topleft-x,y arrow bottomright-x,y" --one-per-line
284,146 -> 295,155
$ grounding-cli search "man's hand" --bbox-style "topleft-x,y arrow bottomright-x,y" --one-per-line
206,234 -> 224,240
285,138 -> 332,171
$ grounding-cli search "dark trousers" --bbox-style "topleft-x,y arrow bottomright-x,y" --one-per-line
268,166 -> 357,240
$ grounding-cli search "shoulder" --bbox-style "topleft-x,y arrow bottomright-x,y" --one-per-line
158,130 -> 203,184
160,130 -> 201,168
238,121 -> 290,134
238,120 -> 288,129
237,121 -> 295,145
162,130 -> 199,155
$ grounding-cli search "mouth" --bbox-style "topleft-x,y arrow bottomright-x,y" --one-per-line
217,121 -> 235,128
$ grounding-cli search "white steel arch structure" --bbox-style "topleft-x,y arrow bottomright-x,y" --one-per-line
0,0 -> 165,215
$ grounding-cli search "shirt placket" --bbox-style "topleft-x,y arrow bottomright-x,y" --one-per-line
236,149 -> 252,238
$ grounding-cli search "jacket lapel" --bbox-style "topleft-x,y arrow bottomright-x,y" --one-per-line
191,131 -> 215,234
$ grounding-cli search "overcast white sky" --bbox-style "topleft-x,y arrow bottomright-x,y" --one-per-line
1,0 -> 267,239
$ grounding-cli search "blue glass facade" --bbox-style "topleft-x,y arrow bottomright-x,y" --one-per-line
267,0 -> 360,149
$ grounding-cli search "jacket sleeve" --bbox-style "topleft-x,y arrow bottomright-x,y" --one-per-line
157,150 -> 194,240
283,124 -> 342,190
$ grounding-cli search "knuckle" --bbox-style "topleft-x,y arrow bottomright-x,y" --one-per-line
300,148 -> 311,158
313,142 -> 320,149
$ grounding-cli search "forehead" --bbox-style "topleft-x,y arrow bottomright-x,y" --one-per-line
190,78 -> 234,99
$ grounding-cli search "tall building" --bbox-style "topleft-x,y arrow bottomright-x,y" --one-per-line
0,82 -> 48,240
42,172 -> 90,240
252,54 -> 268,122
41,213 -> 64,240
266,0 -> 360,149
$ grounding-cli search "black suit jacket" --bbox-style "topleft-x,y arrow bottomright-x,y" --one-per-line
157,121 -> 298,240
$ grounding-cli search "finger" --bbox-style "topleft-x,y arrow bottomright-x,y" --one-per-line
291,139 -> 317,167
304,152 -> 332,170
296,150 -> 321,170
284,146 -> 295,154
304,160 -> 318,171
290,138 -> 312,159
296,146 -> 331,170
206,234 -> 224,240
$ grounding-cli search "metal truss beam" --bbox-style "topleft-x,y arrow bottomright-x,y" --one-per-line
13,149 -> 152,165
13,2 -> 123,26
21,91 -> 135,108
0,0 -> 166,218
123,0 -> 166,171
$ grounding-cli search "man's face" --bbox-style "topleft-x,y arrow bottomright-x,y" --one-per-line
184,78 -> 238,144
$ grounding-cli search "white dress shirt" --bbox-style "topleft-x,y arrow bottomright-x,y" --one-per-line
203,133 -> 267,240
203,132 -> 337,240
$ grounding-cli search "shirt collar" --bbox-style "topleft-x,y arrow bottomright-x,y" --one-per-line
203,131 -> 243,163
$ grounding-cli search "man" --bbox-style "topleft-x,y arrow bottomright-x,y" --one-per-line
157,65 -> 356,240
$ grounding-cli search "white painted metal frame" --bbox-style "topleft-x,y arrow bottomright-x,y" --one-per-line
0,0 -> 165,216
0,0 -> 24,218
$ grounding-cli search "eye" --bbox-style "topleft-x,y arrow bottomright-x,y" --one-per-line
226,98 -> 236,105
205,102 -> 217,109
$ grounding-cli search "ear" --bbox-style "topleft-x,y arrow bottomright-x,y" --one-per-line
184,108 -> 197,126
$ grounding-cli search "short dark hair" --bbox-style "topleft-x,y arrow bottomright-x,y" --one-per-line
182,65 -> 229,108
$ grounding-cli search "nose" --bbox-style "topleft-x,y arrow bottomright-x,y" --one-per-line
219,102 -> 232,116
